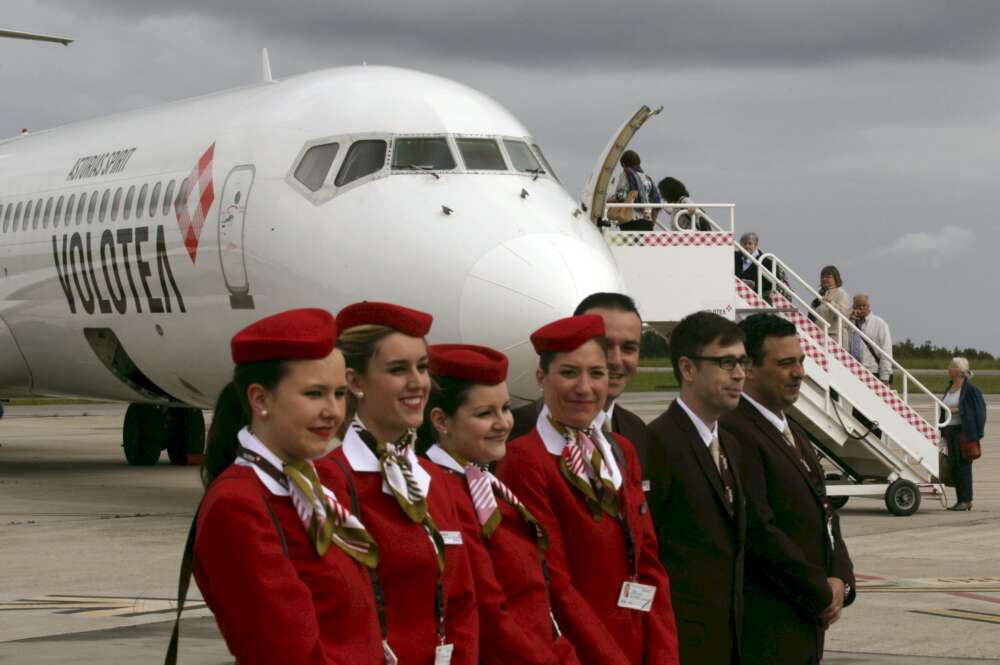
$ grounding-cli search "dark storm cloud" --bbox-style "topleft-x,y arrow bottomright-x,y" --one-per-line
42,0 -> 1000,68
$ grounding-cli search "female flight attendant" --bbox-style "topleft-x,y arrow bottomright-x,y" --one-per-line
421,344 -> 581,665
496,315 -> 679,665
318,301 -> 479,665
189,308 -> 382,665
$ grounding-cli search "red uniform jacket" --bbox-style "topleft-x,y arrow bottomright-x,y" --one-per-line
496,428 -> 679,665
194,464 -> 383,665
319,450 -> 480,665
427,450 -> 581,665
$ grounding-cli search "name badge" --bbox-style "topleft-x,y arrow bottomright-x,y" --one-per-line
434,643 -> 454,665
617,581 -> 656,612
441,531 -> 463,546
383,640 -> 399,665
641,480 -> 651,492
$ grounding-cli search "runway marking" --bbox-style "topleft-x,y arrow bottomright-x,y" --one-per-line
912,608 -> 1000,625
859,576 -> 1000,593
0,595 -> 204,618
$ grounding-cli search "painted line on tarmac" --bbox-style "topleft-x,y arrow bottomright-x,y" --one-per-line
0,595 -> 205,618
912,608 -> 1000,625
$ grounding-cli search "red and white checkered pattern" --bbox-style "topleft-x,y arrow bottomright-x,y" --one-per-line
175,143 -> 216,263
734,279 -> 938,442
606,231 -> 734,247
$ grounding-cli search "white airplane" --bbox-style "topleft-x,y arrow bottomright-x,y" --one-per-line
0,58 -> 642,465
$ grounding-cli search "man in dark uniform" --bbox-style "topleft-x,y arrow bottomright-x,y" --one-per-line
721,314 -> 855,665
647,311 -> 748,664
510,292 -> 650,475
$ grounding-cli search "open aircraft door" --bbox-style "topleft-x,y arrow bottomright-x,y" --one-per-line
0,313 -> 32,394
580,105 -> 662,225
218,165 -> 255,310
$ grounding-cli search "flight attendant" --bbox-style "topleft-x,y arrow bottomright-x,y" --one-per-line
496,315 -> 679,665
420,344 -> 581,665
318,301 -> 479,665
190,308 -> 382,665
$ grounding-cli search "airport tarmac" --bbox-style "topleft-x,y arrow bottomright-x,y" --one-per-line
1,395 -> 998,664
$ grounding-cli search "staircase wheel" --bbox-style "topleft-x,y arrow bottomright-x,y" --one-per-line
885,479 -> 921,516
829,496 -> 849,510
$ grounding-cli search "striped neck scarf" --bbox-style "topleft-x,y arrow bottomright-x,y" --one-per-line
284,459 -> 379,567
548,416 -> 620,520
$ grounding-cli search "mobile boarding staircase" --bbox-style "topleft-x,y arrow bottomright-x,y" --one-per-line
603,201 -> 950,516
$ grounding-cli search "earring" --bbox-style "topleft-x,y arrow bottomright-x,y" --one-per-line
260,409 -> 268,417
355,391 -> 365,399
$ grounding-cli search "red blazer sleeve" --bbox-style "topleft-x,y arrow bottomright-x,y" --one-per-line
498,441 -> 632,665
616,434 -> 679,665
194,484 -> 332,665
451,484 -> 561,665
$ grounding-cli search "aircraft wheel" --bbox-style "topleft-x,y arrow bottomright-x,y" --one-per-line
122,404 -> 167,466
166,409 -> 206,465
885,479 -> 920,516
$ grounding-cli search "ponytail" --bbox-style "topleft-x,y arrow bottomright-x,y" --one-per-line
201,359 -> 288,487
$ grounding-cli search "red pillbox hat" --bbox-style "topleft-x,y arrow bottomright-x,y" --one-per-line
231,308 -> 337,364
428,344 -> 509,385
530,315 -> 605,354
336,301 -> 433,337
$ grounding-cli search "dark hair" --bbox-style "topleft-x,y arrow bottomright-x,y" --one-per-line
573,292 -> 641,319
738,314 -> 797,366
202,359 -> 288,487
669,311 -> 745,383
657,177 -> 689,203
820,265 -> 843,287
538,336 -> 611,373
416,374 -> 477,454
620,150 -> 641,169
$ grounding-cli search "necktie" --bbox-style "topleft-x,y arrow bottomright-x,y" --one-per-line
707,436 -> 735,510
709,436 -> 722,473
284,459 -> 379,567
782,422 -> 812,473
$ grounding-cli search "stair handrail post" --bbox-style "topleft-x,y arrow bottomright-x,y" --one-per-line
757,251 -> 950,428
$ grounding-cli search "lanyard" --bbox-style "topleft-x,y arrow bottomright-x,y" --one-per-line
333,457 -> 448,646
237,446 -> 289,491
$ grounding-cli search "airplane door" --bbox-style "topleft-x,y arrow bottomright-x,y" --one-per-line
0,314 -> 32,394
218,165 -> 255,310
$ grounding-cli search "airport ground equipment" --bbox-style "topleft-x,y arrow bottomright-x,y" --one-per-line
602,202 -> 949,515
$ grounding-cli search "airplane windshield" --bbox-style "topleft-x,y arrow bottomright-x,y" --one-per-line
503,140 -> 544,174
392,137 -> 456,171
456,138 -> 507,170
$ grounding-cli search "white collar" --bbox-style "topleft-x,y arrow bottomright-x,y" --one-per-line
234,427 -> 290,497
742,392 -> 788,433
341,417 -> 431,496
675,397 -> 718,448
536,404 -> 623,489
426,444 -> 465,475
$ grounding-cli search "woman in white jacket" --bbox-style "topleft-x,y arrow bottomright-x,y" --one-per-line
813,265 -> 852,346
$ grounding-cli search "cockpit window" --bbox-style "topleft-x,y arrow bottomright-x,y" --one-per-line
295,142 -> 340,192
456,138 -> 507,171
504,140 -> 544,174
335,140 -> 386,187
392,137 -> 456,172
531,144 -> 558,181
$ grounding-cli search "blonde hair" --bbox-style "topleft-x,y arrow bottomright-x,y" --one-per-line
951,357 -> 973,378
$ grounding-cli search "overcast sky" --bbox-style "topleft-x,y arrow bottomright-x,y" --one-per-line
4,0 -> 999,354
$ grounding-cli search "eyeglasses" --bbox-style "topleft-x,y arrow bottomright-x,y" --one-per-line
688,355 -> 751,371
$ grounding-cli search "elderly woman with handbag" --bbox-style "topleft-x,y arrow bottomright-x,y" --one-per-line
940,357 -> 987,511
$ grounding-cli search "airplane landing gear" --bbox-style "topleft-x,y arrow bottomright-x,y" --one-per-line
122,404 -> 205,466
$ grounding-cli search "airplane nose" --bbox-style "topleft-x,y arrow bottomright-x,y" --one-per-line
460,233 -> 623,398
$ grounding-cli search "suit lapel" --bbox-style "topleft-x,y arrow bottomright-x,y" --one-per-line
740,399 -> 823,504
669,402 -> 733,520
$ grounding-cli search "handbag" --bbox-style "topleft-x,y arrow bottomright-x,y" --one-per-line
960,433 -> 982,462
607,189 -> 637,224
937,450 -> 955,487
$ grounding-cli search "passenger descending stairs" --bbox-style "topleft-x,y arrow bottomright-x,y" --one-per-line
733,256 -> 949,515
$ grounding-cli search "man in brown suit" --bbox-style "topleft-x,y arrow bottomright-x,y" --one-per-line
647,311 -> 748,664
720,314 -> 855,665
511,292 -> 650,474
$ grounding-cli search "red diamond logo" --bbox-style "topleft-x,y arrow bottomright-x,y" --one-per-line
175,143 -> 215,262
